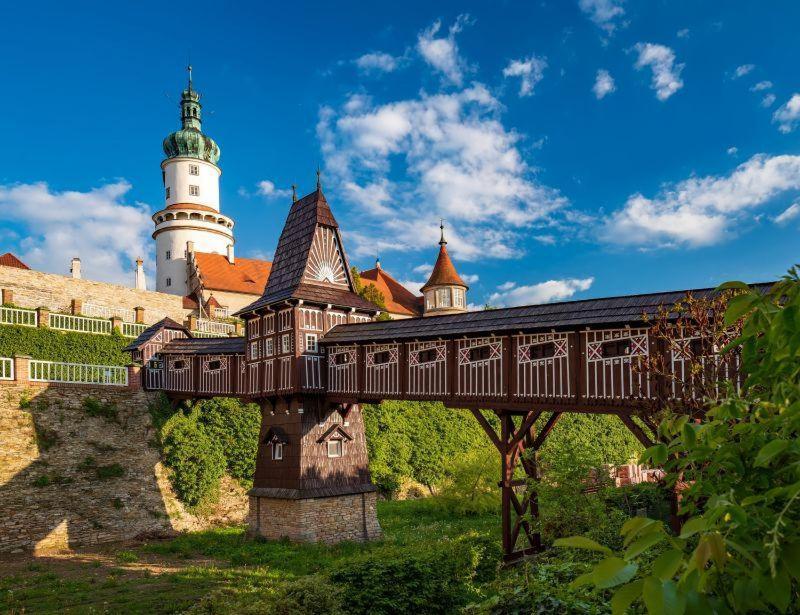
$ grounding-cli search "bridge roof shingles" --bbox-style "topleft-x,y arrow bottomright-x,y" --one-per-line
320,283 -> 775,344
160,336 -> 245,355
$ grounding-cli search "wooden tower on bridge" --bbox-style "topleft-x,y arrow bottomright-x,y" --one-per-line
234,185 -> 382,543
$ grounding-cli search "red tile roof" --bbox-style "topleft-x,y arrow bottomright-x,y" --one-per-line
360,267 -> 423,317
0,253 -> 30,270
421,243 -> 467,291
194,252 -> 272,295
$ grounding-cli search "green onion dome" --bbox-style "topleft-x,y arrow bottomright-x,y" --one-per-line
162,71 -> 221,165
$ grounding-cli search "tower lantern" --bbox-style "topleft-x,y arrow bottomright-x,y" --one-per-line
152,67 -> 234,295
421,221 -> 468,316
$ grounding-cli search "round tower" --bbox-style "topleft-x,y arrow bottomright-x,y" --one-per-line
153,66 -> 234,295
421,222 -> 468,316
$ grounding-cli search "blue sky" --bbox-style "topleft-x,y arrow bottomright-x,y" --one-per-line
1,1 -> 799,307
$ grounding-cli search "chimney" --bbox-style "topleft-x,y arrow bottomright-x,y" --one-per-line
70,257 -> 82,279
227,244 -> 235,265
134,257 -> 147,290
186,241 -> 195,258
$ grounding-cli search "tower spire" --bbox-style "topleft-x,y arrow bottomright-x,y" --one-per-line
316,167 -> 322,191
187,64 -> 193,92
439,219 -> 447,246
292,183 -> 298,203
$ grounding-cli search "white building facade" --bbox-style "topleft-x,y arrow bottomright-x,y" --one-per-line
152,68 -> 234,295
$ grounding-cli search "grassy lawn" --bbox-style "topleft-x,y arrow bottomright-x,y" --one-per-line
0,499 -> 501,614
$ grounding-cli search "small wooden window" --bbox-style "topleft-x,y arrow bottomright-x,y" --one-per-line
332,351 -> 352,366
165,250 -> 171,260
249,341 -> 260,360
327,440 -> 343,458
165,187 -> 170,199
468,345 -> 492,362
264,338 -> 274,356
601,339 -> 631,358
305,334 -> 318,353
206,360 -> 222,371
416,348 -> 440,363
530,342 -> 556,360
189,185 -> 199,196
166,277 -> 172,287
172,359 -> 187,370
272,442 -> 283,460
189,164 -> 199,175
371,351 -> 392,365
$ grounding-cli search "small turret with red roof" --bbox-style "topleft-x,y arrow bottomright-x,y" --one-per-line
420,222 -> 468,316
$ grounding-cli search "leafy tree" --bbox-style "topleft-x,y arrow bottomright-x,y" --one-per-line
556,268 -> 800,614
196,398 -> 261,487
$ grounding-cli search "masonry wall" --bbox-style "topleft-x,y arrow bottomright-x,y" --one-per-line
247,492 -> 381,543
0,379 -> 248,553
0,265 -> 188,324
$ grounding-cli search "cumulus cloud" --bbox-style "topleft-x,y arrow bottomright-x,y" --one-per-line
462,273 -> 480,284
773,94 -> 800,133
0,181 -> 153,285
399,279 -> 425,295
412,263 -> 434,276
676,28 -> 690,38
355,52 -> 400,74
417,15 -> 472,86
733,64 -> 755,79
602,154 -> 800,247
762,93 -> 777,108
318,83 -> 566,261
593,69 -> 616,99
750,80 -> 772,92
578,0 -> 625,34
774,202 -> 800,225
256,180 -> 292,199
727,146 -> 738,156
489,277 -> 594,307
502,55 -> 547,97
633,43 -> 684,101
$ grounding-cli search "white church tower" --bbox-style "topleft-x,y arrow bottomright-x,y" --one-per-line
152,67 -> 234,295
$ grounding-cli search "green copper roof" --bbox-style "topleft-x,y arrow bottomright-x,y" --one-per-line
162,67 -> 220,164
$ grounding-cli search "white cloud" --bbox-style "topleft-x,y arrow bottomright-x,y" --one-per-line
502,55 -> 547,97
593,69 -> 616,99
773,94 -> 800,133
399,279 -> 425,295
633,43 -> 684,101
762,93 -> 777,108
733,64 -> 755,79
750,80 -> 772,92
497,281 -> 516,291
413,263 -> 434,276
489,277 -> 594,307
603,154 -> 800,247
0,181 -> 153,285
256,180 -> 292,199
578,0 -> 625,34
676,28 -> 690,38
774,202 -> 800,225
417,15 -> 472,86
355,52 -> 400,74
462,273 -> 479,284
318,84 -> 566,261
727,146 -> 738,156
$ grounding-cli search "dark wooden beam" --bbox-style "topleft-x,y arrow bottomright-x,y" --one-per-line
532,412 -> 562,450
508,410 -> 543,450
469,408 -> 501,451
617,414 -> 655,449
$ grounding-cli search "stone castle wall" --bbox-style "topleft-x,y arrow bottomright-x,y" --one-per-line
0,379 -> 248,553
247,492 -> 381,544
0,265 -> 188,324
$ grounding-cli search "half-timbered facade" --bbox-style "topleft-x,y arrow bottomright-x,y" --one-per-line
128,184 -> 769,563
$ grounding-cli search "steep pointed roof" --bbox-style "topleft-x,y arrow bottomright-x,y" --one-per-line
0,252 -> 30,270
122,317 -> 189,352
235,189 -> 378,315
421,243 -> 468,291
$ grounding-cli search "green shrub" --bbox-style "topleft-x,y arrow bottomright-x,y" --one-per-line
195,397 -> 260,486
82,396 -> 118,422
437,445 -> 499,516
0,324 -> 129,365
96,463 -> 124,480
116,550 -> 138,563
162,409 -> 225,507
271,576 -> 345,615
330,542 -> 480,614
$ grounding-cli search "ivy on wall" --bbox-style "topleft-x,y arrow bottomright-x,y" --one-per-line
0,324 -> 130,365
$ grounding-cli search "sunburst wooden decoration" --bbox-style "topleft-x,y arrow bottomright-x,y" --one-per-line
305,227 -> 348,286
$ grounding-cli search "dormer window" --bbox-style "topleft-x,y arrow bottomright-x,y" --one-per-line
327,440 -> 343,458
189,164 -> 199,175
272,442 -> 283,460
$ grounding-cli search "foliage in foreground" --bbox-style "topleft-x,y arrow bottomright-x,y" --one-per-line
150,395 -> 260,507
0,323 -> 129,365
557,268 -> 800,613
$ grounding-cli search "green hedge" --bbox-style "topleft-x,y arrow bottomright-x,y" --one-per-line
0,324 -> 129,365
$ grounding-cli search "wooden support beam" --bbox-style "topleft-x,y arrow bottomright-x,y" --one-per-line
469,408 -> 502,451
617,414 -> 655,449
532,412 -> 562,450
508,410 -> 542,450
